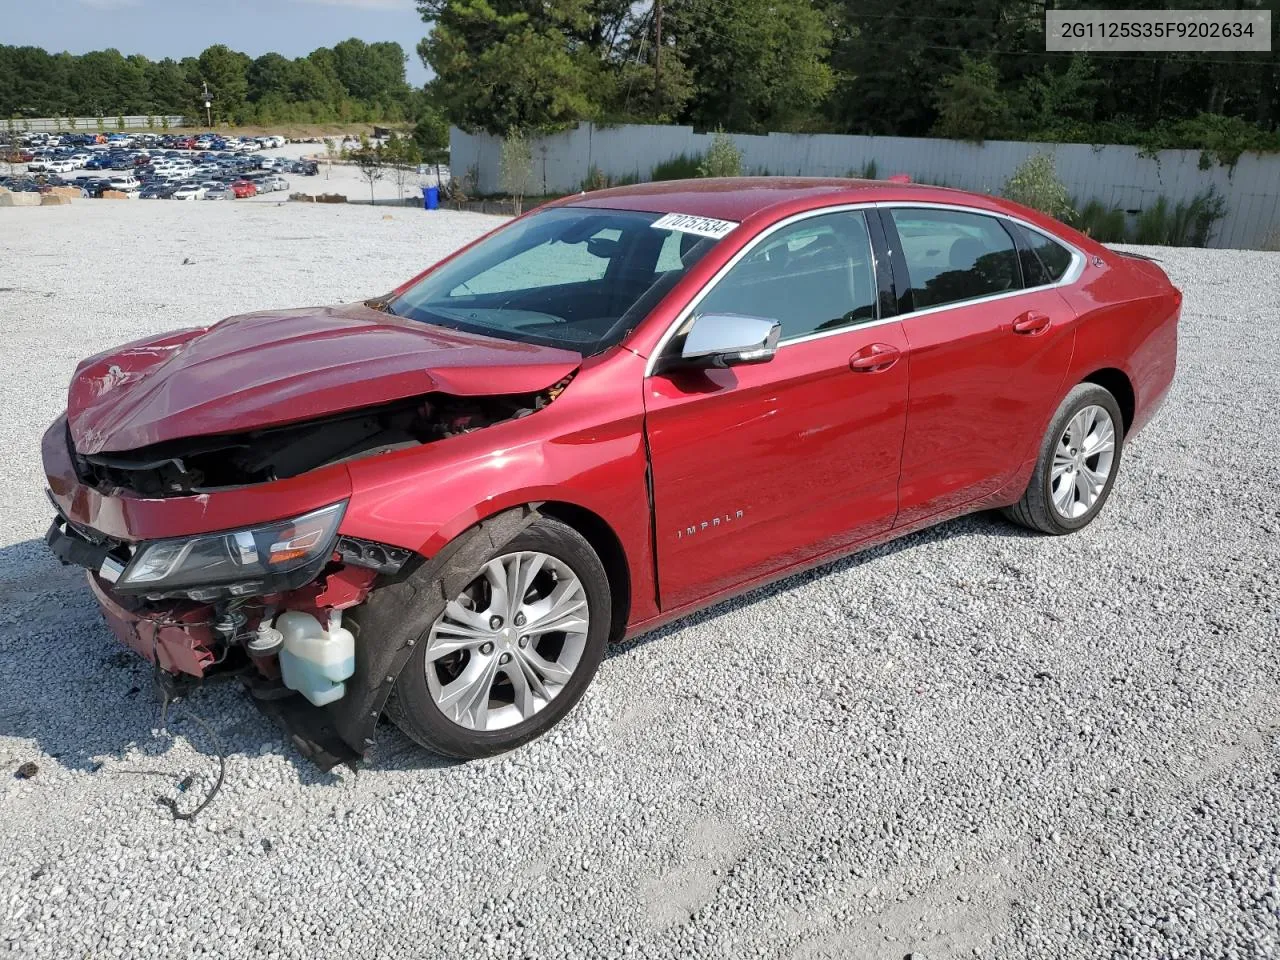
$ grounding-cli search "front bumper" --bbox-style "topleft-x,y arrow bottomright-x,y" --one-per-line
88,573 -> 220,676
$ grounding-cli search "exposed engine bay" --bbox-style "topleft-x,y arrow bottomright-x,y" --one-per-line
70,381 -> 571,498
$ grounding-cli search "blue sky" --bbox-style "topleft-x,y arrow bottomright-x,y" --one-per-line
0,0 -> 433,85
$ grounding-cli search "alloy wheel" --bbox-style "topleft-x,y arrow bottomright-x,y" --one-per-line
1050,404 -> 1117,520
425,551 -> 590,731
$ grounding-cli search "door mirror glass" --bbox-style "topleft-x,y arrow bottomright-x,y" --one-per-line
673,313 -> 781,369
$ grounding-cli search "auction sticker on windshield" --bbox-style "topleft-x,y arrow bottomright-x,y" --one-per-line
651,213 -> 739,239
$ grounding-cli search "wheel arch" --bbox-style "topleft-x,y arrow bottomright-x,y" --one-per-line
1080,367 -> 1136,435
510,500 -> 632,644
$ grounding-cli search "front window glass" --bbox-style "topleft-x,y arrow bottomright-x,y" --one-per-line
387,207 -> 720,353
689,210 -> 877,340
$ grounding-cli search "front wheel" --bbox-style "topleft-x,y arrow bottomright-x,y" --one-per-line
1003,383 -> 1125,535
387,517 -> 611,759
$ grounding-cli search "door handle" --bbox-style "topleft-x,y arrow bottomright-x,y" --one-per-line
1012,311 -> 1051,335
849,343 -> 901,372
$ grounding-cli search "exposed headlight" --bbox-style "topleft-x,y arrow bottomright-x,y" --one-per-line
117,502 -> 347,597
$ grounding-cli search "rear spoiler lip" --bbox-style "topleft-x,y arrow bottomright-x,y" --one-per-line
1115,249 -> 1163,263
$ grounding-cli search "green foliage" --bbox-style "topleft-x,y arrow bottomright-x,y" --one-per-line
417,0 -> 601,135
675,0 -> 834,132
855,159 -> 878,180
411,104 -> 450,164
1071,199 -> 1128,243
116,114 -> 125,130
932,56 -> 1011,142
0,41 -> 412,126
697,129 -> 743,177
1133,188 -> 1227,246
1001,154 -> 1074,221
499,127 -> 535,214
650,152 -> 702,181
1020,56 -> 1100,141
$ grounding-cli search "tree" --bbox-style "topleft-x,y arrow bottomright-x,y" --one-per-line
247,53 -> 296,103
195,44 -> 250,122
499,127 -> 534,214
351,135 -> 386,204
674,0 -> 834,132
417,0 -> 601,134
932,56 -> 1012,142
384,133 -> 423,201
412,103 -> 450,163
332,39 -> 408,102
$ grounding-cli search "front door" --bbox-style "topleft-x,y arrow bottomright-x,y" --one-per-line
644,209 -> 910,610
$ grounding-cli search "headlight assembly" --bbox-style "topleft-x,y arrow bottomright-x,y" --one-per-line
116,501 -> 347,599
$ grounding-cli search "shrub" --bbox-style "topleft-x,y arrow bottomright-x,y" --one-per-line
1071,198 -> 1128,242
698,129 -> 743,178
1001,153 -> 1074,221
1131,188 -> 1227,246
651,151 -> 702,181
580,164 -> 609,192
499,128 -> 534,215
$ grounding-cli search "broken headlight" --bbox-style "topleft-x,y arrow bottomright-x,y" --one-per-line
115,502 -> 347,599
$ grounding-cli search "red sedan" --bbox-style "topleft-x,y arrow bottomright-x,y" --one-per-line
42,178 -> 1180,764
230,179 -> 257,198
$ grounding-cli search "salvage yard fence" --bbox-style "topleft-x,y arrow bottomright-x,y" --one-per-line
450,122 -> 1280,250
10,116 -> 187,133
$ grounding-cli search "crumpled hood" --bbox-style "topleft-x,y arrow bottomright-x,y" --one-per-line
67,303 -> 582,455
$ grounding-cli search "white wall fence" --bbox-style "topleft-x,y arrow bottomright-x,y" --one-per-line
450,122 -> 1280,249
8,116 -> 188,133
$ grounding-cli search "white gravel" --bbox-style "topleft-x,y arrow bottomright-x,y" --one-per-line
0,200 -> 1278,959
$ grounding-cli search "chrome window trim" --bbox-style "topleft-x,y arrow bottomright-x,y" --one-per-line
880,202 -> 1087,315
643,199 -> 1086,376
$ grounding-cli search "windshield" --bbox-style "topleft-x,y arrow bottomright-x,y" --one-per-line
385,206 -> 723,353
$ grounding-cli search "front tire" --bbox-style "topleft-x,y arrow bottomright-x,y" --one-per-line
1004,383 -> 1125,535
387,517 -> 611,759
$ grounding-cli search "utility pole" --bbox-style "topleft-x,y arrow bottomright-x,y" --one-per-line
654,0 -> 662,88
201,80 -> 213,128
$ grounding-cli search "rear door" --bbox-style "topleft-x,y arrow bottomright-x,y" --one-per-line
880,206 -> 1079,525
644,208 -> 909,609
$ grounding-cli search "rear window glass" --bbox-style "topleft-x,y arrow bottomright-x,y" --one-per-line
890,209 -> 1021,310
1016,225 -> 1075,286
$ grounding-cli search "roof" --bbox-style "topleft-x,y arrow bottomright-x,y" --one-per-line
559,176 -> 973,223
556,176 -> 1098,253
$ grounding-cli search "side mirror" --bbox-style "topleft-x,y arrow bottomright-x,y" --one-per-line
670,313 -> 781,371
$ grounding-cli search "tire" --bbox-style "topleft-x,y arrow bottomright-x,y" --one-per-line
1003,383 -> 1125,535
387,517 -> 611,759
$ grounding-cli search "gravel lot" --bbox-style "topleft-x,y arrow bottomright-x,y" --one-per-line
1,200 -> 1277,959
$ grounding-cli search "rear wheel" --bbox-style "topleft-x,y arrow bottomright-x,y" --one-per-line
1004,383 -> 1124,535
387,518 -> 610,759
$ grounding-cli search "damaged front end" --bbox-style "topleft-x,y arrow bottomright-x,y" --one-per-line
69,387 -> 566,499
45,377 -> 573,768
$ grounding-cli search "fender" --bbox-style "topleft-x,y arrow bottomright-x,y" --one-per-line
319,505 -> 543,764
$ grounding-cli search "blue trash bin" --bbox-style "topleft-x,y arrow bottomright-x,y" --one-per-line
422,185 -> 439,211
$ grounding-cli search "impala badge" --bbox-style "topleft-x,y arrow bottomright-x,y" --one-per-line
676,509 -> 745,539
